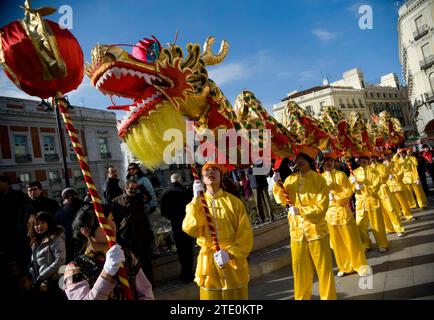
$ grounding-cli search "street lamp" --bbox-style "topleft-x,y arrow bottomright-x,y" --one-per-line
39,98 -> 71,188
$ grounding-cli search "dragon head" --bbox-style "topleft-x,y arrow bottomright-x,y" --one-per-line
86,36 -> 229,168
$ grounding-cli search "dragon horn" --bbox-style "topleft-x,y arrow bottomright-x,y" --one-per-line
201,36 -> 229,66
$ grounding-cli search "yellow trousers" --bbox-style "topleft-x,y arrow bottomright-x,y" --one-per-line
356,208 -> 389,249
200,286 -> 248,300
380,196 -> 405,233
382,206 -> 394,234
405,185 -> 417,208
291,236 -> 337,300
408,184 -> 427,208
328,219 -> 370,276
393,190 -> 414,220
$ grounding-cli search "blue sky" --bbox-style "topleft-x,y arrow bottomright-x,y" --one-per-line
1,0 -> 402,118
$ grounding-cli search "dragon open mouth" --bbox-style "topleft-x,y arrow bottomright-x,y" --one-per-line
91,62 -> 173,137
95,65 -> 171,98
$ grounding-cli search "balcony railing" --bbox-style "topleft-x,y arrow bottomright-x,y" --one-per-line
419,55 -> 434,71
45,153 -> 59,162
15,154 -> 32,163
74,176 -> 85,185
49,177 -> 62,185
413,24 -> 429,41
100,152 -> 112,160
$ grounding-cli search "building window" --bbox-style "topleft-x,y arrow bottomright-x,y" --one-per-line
43,136 -> 56,154
13,135 -> 29,155
73,169 -> 84,184
99,137 -> 111,159
377,93 -> 380,98
358,99 -> 364,107
395,93 -> 398,98
415,15 -> 424,31
319,101 -> 325,111
305,105 -> 313,114
352,99 -> 356,107
48,170 -> 61,185
13,134 -> 32,162
19,173 -> 31,186
370,92 -> 374,98
422,43 -> 432,59
430,73 -> 434,93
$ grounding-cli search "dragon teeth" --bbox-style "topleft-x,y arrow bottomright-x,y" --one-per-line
112,68 -> 121,79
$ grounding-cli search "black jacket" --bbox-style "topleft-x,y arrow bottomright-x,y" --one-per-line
55,198 -> 85,242
111,192 -> 154,250
160,183 -> 192,224
103,178 -> 123,204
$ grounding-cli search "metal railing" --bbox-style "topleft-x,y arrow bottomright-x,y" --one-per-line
419,55 -> 434,71
413,24 -> 429,41
15,154 -> 32,163
100,152 -> 112,160
44,153 -> 59,162
49,177 -> 62,185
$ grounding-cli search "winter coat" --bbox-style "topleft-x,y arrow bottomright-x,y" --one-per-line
160,183 -> 191,224
103,178 -> 123,204
29,226 -> 66,284
111,192 -> 154,251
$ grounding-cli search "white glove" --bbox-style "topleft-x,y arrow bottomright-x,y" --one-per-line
273,172 -> 281,182
389,174 -> 393,180
288,206 -> 299,216
193,180 -> 204,198
103,244 -> 125,276
214,250 -> 230,268
329,192 -> 335,201
350,176 -> 357,184
355,184 -> 362,191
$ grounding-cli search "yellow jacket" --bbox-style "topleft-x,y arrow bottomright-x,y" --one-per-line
322,169 -> 354,225
182,189 -> 253,290
384,159 -> 405,192
398,156 -> 419,184
352,165 -> 381,214
370,162 -> 392,199
273,170 -> 329,241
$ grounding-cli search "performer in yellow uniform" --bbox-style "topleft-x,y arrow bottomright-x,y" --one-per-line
350,151 -> 389,253
370,151 -> 406,237
322,152 -> 371,277
182,162 -> 253,300
384,150 -> 415,221
406,149 -> 428,209
273,146 -> 336,300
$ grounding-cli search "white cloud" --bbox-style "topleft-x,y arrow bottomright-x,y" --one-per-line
208,50 -> 272,87
299,70 -> 318,81
311,28 -> 337,41
0,71 -> 37,100
208,63 -> 248,86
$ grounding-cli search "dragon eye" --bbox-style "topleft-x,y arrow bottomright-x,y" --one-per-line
146,43 -> 160,62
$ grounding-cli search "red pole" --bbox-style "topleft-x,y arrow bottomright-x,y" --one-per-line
190,165 -> 221,251
55,94 -> 133,300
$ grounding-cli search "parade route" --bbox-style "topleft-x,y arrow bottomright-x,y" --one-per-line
249,195 -> 434,300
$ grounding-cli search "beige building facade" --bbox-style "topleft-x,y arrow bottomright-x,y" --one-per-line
0,96 -> 123,202
273,68 -> 413,135
398,0 -> 434,137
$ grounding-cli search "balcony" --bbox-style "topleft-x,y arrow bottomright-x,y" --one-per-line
49,177 -> 62,186
100,152 -> 112,160
74,176 -> 85,185
15,154 -> 32,163
44,153 -> 59,162
419,55 -> 434,71
413,24 -> 429,41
